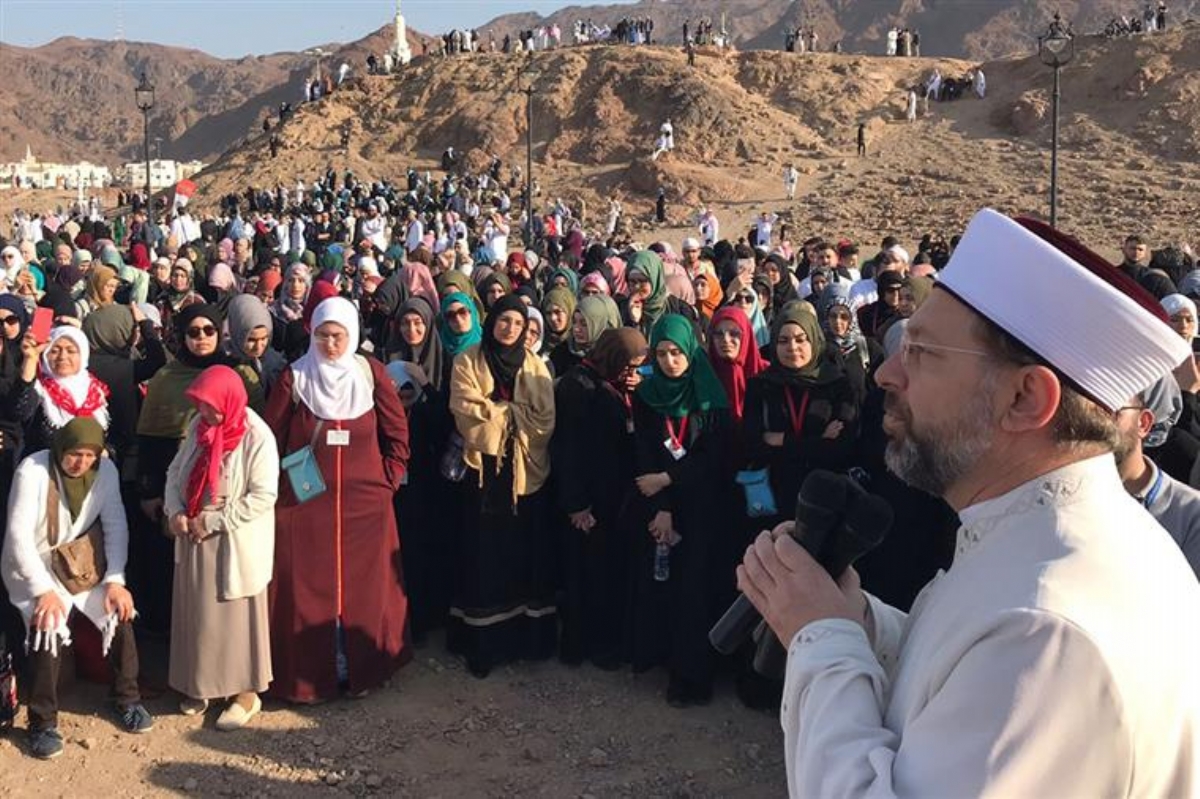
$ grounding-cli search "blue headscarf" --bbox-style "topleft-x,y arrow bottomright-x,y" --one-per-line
728,289 -> 770,347
438,291 -> 482,356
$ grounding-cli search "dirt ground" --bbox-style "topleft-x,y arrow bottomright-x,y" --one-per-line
0,631 -> 784,798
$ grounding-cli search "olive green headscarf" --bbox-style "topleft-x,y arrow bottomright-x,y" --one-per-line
636,313 -> 728,418
568,294 -> 620,356
763,300 -> 841,386
50,417 -> 106,521
627,250 -> 668,323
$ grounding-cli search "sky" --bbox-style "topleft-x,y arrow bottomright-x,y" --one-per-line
0,0 -> 637,58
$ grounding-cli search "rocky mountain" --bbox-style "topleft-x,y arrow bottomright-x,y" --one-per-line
0,27 -> 430,168
187,22 -> 1200,251
475,0 -> 1200,59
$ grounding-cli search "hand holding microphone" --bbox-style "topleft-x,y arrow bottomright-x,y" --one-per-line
711,470 -> 892,675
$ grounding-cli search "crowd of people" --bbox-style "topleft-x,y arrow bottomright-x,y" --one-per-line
2,174 -> 1198,764
885,26 -> 921,57
1105,1 -> 1171,35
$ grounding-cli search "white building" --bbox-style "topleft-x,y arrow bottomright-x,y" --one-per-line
124,159 -> 207,189
0,146 -> 112,190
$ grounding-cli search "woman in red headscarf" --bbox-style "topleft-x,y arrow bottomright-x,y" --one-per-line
164,365 -> 279,731
706,306 -> 768,425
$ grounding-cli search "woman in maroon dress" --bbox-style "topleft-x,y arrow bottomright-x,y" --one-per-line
263,297 -> 411,703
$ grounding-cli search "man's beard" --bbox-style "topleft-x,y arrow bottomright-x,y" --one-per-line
883,378 -> 998,497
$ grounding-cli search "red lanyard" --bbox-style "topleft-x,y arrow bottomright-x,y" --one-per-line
665,415 -> 689,449
784,387 -> 810,436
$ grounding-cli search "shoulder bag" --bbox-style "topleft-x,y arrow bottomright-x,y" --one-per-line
45,474 -> 107,595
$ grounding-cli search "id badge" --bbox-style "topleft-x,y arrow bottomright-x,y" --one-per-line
326,429 -> 351,447
663,438 -> 687,460
625,418 -> 635,434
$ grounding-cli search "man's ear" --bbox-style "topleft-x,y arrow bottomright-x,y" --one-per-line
998,364 -> 1061,434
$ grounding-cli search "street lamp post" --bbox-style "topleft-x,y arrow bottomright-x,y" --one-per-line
1038,24 -> 1074,228
134,72 -> 156,223
520,57 -> 537,248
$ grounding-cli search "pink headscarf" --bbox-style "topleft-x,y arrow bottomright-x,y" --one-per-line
580,272 -> 610,296
208,262 -> 237,292
664,260 -> 695,305
218,238 -> 235,265
606,256 -> 627,295
399,262 -> 439,310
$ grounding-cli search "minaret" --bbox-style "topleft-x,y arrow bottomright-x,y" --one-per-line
394,0 -> 413,65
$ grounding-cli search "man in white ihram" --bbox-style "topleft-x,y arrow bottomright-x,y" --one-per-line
738,208 -> 1200,796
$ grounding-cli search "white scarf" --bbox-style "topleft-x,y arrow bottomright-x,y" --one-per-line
291,296 -> 374,420
35,326 -> 110,430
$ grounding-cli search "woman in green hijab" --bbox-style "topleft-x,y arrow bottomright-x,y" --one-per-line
547,289 -> 615,376
628,313 -> 733,708
624,251 -> 700,339
541,286 -> 577,352
5,416 -> 153,758
741,302 -> 859,530
436,270 -> 484,316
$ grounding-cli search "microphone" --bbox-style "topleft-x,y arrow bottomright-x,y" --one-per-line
708,470 -> 849,655
751,480 -> 893,676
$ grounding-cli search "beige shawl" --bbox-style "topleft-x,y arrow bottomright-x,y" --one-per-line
449,344 -> 555,503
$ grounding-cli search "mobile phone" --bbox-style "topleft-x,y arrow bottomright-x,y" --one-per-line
30,307 -> 54,344
637,364 -> 655,377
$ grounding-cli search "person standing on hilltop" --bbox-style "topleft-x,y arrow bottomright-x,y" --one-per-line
857,123 -> 868,157
783,164 -> 799,200
698,208 -> 720,247
973,67 -> 987,99
656,189 -> 668,225
906,90 -> 918,123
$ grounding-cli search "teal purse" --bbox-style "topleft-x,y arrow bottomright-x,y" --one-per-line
736,468 -> 777,518
282,422 -> 326,504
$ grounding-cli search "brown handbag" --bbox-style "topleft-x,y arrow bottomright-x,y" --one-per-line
45,473 -> 107,596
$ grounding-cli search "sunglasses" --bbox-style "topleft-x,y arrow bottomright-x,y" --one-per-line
445,307 -> 471,319
733,294 -> 755,304
0,316 -> 20,327
186,324 -> 218,339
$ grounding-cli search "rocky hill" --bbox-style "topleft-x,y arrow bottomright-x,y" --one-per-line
0,28 -> 430,167
4,0 -> 1196,172
475,0 -> 1200,59
186,22 -> 1200,251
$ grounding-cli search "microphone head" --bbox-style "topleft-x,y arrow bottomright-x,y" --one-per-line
841,493 -> 894,548
799,469 -> 850,507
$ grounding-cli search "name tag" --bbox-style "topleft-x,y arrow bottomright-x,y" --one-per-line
326,429 -> 351,447
663,438 -> 686,460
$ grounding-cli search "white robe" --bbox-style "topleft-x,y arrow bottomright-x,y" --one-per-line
780,455 -> 1200,797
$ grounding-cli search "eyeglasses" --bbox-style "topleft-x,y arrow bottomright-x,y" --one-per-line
186,324 -> 218,339
0,316 -> 20,327
733,294 -> 755,304
711,328 -> 742,339
314,331 -> 348,344
899,334 -> 992,369
445,307 -> 471,319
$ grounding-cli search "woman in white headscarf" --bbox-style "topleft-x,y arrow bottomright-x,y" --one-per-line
14,326 -> 111,456
262,297 -> 412,703
1162,293 -> 1197,343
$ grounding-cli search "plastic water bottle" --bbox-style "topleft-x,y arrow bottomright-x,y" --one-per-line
653,542 -> 671,582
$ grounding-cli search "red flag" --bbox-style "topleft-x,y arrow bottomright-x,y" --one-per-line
173,179 -> 197,209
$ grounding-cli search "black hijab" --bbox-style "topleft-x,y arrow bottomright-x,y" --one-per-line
481,294 -> 528,394
0,294 -> 30,397
174,303 -> 234,369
